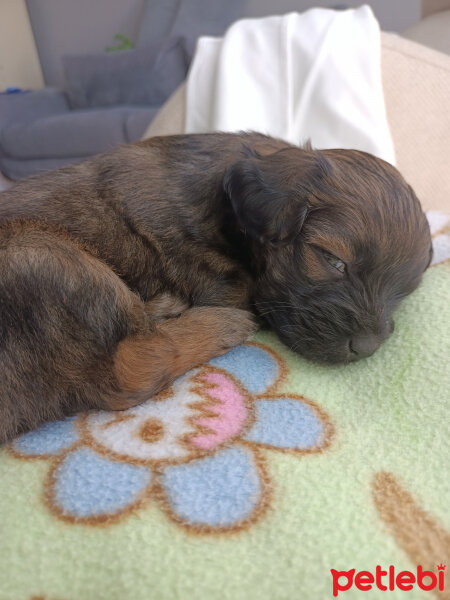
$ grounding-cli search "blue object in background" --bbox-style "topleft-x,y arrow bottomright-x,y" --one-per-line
0,87 -> 30,95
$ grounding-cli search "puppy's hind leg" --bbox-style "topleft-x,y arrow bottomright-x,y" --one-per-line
0,220 -> 157,442
0,222 -> 256,442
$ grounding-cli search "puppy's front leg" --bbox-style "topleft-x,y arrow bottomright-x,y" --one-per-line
111,307 -> 256,410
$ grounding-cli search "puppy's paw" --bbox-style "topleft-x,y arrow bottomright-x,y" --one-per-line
145,293 -> 189,321
158,307 -> 258,377
218,307 -> 258,350
189,307 -> 258,351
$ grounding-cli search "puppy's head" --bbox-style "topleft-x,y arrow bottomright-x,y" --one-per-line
224,146 -> 432,363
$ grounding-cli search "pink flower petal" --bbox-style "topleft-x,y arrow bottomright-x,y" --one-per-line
190,371 -> 249,451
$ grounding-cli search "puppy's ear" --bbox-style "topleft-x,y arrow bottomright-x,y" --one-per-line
223,158 -> 309,246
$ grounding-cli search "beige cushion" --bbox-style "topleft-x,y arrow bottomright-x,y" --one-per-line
403,10 -> 450,55
144,33 -> 450,213
381,32 -> 450,212
144,82 -> 186,138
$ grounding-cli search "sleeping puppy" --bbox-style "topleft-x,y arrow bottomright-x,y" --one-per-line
0,132 -> 431,443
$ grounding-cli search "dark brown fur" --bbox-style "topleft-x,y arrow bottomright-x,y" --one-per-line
0,133 -> 431,443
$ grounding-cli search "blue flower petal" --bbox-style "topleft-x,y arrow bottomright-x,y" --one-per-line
243,397 -> 327,450
12,417 -> 79,456
161,445 -> 263,528
209,344 -> 278,394
52,447 -> 152,519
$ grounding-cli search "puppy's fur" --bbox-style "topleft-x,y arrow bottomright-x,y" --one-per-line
0,133 -> 431,443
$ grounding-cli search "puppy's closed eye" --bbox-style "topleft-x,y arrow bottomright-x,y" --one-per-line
320,249 -> 346,274
301,245 -> 347,281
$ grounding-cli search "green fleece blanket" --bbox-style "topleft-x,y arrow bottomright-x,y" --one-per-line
1,212 -> 449,600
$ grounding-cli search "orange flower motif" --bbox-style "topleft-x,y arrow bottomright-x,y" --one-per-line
10,343 -> 333,533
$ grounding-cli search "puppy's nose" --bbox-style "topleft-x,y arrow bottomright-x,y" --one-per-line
349,334 -> 381,359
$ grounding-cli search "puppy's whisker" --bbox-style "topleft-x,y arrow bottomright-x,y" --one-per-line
256,302 -> 299,312
257,306 -> 292,316
256,301 -> 297,308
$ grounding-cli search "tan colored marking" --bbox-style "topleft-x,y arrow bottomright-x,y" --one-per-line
152,386 -> 174,402
138,418 -> 165,444
373,472 -> 450,600
100,412 -> 136,430
305,233 -> 354,263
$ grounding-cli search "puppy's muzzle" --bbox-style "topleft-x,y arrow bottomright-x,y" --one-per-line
348,318 -> 395,360
348,333 -> 382,360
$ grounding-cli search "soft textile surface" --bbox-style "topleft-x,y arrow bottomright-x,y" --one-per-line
1,8 -> 449,599
0,215 -> 448,599
136,0 -> 244,57
63,37 -> 190,110
186,6 -> 395,164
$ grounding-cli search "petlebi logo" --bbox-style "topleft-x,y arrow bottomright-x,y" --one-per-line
330,564 -> 445,597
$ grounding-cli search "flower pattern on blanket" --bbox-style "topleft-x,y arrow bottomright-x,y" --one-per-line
10,342 -> 333,532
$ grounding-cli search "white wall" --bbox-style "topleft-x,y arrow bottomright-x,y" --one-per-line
244,0 -> 422,31
0,0 -> 44,90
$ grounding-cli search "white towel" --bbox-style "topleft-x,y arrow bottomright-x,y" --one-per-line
185,5 -> 395,164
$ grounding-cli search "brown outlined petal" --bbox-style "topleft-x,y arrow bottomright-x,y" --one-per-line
153,444 -> 271,535
242,394 -> 334,455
